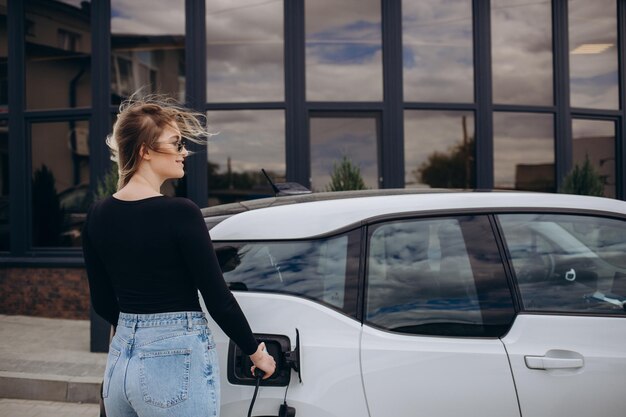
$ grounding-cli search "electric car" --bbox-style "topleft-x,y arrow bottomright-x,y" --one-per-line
200,190 -> 626,417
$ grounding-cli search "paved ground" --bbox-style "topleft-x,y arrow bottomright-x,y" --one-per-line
0,399 -> 99,417
0,315 -> 107,416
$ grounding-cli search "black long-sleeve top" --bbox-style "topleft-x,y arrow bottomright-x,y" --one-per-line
82,195 -> 258,355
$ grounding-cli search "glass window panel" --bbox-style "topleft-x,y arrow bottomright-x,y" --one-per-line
206,110 -> 285,206
0,3 -> 7,112
570,119 -> 616,198
206,0 -> 283,102
403,0 -> 473,103
366,216 -> 514,337
569,0 -> 618,110
310,116 -> 379,192
494,113 -> 555,192
25,0 -> 92,109
491,0 -> 553,105
404,110 -> 475,189
111,0 -> 185,104
305,0 -> 382,101
31,120 -> 91,247
499,213 -> 626,314
215,234 -> 351,311
0,119 -> 7,251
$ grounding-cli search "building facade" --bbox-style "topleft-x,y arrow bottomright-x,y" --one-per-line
1,0 -> 624,318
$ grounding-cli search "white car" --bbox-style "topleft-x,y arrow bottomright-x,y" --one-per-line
200,190 -> 626,417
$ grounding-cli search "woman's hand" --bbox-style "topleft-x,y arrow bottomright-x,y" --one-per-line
249,342 -> 276,380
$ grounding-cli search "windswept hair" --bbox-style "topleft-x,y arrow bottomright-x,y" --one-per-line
106,93 -> 213,190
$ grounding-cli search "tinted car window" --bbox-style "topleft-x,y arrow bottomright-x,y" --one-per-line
365,216 -> 514,337
498,214 -> 626,314
214,231 -> 359,316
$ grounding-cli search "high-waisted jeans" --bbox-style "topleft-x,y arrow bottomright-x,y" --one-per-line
103,312 -> 220,417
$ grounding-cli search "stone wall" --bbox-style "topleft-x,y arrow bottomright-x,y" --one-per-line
0,267 -> 90,319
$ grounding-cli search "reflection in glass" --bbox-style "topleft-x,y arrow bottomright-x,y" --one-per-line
306,0 -> 382,101
215,235 -> 350,310
493,113 -> 554,192
310,116 -> 379,192
31,120 -> 91,247
25,0 -> 92,109
569,0 -> 618,109
111,0 -> 185,104
492,0 -> 552,105
0,119 -> 7,250
571,119 -> 615,198
404,111 -> 475,189
366,218 -> 483,336
206,0 -> 283,102
403,0 -> 473,103
499,214 -> 626,313
206,110 -> 285,206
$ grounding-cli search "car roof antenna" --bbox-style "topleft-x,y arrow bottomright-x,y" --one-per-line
261,169 -> 312,197
262,169 -> 281,196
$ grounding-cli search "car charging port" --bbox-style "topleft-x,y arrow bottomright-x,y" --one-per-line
228,333 -> 294,387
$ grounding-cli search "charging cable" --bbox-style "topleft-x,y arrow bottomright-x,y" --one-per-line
247,369 -> 265,417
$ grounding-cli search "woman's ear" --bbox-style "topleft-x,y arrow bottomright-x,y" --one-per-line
139,143 -> 151,160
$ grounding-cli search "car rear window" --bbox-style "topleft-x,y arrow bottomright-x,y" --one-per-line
214,231 -> 360,316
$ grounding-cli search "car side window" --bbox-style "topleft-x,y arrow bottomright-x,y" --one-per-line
498,214 -> 626,314
365,216 -> 514,337
213,230 -> 360,316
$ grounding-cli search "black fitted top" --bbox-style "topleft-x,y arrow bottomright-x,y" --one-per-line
82,195 -> 258,355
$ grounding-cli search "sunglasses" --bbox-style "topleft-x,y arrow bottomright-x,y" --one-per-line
173,139 -> 187,153
157,139 -> 187,153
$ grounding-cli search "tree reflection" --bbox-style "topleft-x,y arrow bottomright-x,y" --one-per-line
32,165 -> 65,246
413,117 -> 474,189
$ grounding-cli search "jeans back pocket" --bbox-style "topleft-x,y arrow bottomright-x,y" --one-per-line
139,348 -> 192,408
103,347 -> 121,398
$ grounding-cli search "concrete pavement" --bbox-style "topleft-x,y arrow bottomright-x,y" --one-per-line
0,314 -> 107,416
0,399 -> 99,417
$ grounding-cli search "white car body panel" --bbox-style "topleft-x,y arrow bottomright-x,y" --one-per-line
210,193 -> 626,240
361,325 -> 520,417
501,314 -> 626,417
202,192 -> 626,416
201,292 -> 368,417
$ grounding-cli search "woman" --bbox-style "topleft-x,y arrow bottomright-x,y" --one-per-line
82,96 -> 276,417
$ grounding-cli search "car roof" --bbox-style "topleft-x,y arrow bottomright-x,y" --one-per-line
207,191 -> 626,241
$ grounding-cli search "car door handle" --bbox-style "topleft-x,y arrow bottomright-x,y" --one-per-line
524,355 -> 584,370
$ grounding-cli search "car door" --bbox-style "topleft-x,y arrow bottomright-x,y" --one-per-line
360,215 -> 521,417
497,213 -> 626,417
204,229 -> 369,417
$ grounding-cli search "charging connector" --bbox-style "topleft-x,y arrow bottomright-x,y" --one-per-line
247,369 -> 265,417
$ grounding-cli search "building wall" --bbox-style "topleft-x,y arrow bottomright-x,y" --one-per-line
1,0 -> 624,321
0,266 -> 90,319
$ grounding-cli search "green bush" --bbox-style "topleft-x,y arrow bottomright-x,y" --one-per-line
326,156 -> 367,191
560,155 -> 604,197
95,163 -> 119,200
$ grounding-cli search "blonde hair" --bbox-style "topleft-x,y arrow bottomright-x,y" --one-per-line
106,94 -> 212,190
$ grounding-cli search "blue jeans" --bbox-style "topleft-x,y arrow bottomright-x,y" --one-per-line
103,312 -> 220,417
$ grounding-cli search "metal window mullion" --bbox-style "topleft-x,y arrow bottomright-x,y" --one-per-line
285,0 -> 308,186
8,0 -> 27,255
553,0 -> 572,192
473,0 -> 493,189
381,0 -> 404,188
186,0 -> 207,205
618,0 -> 626,200
90,0 -> 111,202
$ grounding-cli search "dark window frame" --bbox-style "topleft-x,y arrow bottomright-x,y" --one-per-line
2,0 -> 625,264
